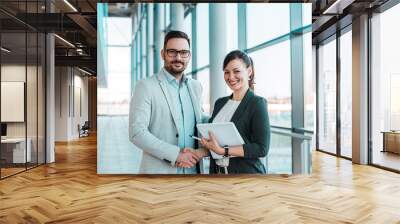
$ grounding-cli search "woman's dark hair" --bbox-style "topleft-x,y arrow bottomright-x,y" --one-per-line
223,50 -> 255,90
248,56 -> 255,90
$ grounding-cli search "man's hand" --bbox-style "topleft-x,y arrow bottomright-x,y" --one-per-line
175,148 -> 200,168
190,148 -> 210,159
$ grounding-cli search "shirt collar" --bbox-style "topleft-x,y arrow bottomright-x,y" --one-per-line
163,68 -> 188,85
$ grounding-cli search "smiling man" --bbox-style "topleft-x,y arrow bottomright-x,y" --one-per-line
129,30 -> 207,174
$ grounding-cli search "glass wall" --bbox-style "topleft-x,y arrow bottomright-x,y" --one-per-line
0,1 -> 46,179
196,68 -> 210,113
245,4 -> 311,173
317,36 -> 337,155
183,10 -> 192,73
1,31 -> 28,177
247,4 -> 292,129
371,3 -> 400,171
196,4 -> 209,69
98,17 -> 131,116
315,23 -> 353,160
97,9 -> 137,173
226,4 -> 238,52
38,32 -> 45,165
27,30 -> 38,169
141,17 -> 147,79
249,41 -> 292,128
246,4 -> 290,47
304,32 -> 314,131
339,28 -> 352,158
195,3 -> 210,113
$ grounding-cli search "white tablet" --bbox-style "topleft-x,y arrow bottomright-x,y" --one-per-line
197,122 -> 244,159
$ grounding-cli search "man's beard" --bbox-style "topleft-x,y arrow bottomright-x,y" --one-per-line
165,61 -> 186,76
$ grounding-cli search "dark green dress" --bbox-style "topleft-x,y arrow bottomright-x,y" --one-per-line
209,89 -> 271,174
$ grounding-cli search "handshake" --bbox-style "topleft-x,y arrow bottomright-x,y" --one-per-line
175,148 -> 207,168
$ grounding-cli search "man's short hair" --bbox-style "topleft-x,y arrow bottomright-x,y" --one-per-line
163,30 -> 190,49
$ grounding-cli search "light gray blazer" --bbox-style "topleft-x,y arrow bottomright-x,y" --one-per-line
129,69 -> 207,174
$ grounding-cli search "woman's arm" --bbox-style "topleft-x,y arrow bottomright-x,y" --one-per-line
225,146 -> 244,157
201,98 -> 270,158
210,144 -> 245,157
200,132 -> 245,157
242,98 -> 270,158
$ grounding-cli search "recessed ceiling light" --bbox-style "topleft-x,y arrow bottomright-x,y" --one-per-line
78,67 -> 92,76
54,34 -> 75,48
322,0 -> 354,15
63,0 -> 78,12
1,47 -> 11,53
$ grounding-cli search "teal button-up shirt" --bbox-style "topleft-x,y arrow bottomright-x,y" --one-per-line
163,69 -> 197,174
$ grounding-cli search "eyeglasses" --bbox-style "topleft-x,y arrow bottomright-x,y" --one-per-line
165,49 -> 191,58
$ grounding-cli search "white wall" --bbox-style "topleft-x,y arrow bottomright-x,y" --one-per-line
72,73 -> 89,138
1,66 -> 26,127
55,66 -> 68,141
1,64 -> 46,164
55,67 -> 89,141
371,14 -> 383,153
1,65 -> 38,138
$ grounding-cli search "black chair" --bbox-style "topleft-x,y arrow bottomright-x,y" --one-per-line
79,121 -> 90,138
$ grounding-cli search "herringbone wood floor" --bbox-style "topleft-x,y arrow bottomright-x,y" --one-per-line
1,134 -> 400,224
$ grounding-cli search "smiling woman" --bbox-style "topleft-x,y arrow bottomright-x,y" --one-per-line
201,50 -> 271,174
223,50 -> 252,96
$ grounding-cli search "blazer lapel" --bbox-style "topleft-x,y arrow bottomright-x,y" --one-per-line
187,80 -> 201,124
230,89 -> 254,122
157,71 -> 180,132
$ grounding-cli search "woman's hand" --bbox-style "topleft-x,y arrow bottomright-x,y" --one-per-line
200,131 -> 224,155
